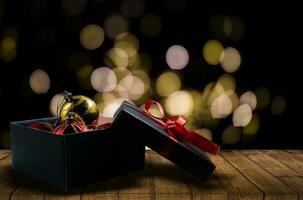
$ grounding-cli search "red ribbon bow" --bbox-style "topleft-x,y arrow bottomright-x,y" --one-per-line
145,99 -> 220,155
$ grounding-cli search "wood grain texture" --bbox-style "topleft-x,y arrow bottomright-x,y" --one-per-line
210,154 -> 262,200
221,150 -> 298,200
241,150 -> 301,177
263,150 -> 303,176
1,150 -> 303,199
150,152 -> 191,200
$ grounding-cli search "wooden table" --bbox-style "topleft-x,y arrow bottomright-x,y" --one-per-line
0,150 -> 302,200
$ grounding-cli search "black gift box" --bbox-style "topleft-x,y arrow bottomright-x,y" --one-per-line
10,117 -> 145,191
113,101 -> 216,181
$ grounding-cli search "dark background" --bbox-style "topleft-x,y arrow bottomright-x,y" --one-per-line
0,0 -> 301,149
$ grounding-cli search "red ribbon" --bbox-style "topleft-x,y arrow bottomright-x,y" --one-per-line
145,99 -> 220,155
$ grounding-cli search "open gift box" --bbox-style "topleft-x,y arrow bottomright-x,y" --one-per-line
10,116 -> 145,191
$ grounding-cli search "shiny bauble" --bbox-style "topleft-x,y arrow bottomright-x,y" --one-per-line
59,91 -> 99,126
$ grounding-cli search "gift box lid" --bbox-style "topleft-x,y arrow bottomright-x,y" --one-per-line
113,101 -> 217,181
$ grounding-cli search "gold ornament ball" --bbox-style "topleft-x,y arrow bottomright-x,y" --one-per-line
59,91 -> 99,126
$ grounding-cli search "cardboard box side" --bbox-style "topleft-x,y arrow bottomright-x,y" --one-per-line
10,119 -> 66,188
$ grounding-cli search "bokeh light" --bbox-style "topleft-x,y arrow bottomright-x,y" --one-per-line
1,37 -> 16,51
80,24 -> 104,50
121,0 -> 145,18
49,93 -> 65,116
203,40 -> 223,65
62,0 -> 87,16
223,16 -> 245,40
271,95 -> 286,115
114,32 -> 139,58
29,69 -> 51,94
139,14 -> 162,36
217,74 -> 236,91
90,67 -> 117,92
76,65 -> 93,90
156,71 -> 181,96
243,114 -> 260,135
222,125 -> 241,144
225,90 -> 239,111
104,14 -> 129,39
220,47 -> 241,73
119,75 -> 145,100
166,90 -> 193,116
104,48 -> 129,68
255,86 -> 270,110
233,104 -> 252,127
210,93 -> 232,118
195,128 -> 212,141
166,45 -> 189,70
240,91 -> 257,110
103,98 -> 129,117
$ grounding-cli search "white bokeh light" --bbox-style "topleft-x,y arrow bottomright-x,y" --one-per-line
166,45 -> 189,70
166,90 -> 193,116
240,91 -> 257,110
29,69 -> 51,94
90,67 -> 117,92
233,104 -> 252,127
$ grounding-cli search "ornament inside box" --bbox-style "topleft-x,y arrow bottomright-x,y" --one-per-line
10,91 -> 145,191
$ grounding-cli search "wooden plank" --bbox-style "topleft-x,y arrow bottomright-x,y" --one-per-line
117,152 -> 153,200
280,177 -> 303,200
182,154 -> 227,200
0,157 -> 26,200
211,153 -> 262,200
222,150 -> 298,200
81,175 -> 121,200
150,152 -> 191,200
10,177 -> 46,200
241,150 -> 301,177
44,186 -> 82,200
264,150 -> 303,175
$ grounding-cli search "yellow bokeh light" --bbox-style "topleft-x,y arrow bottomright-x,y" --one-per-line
166,90 -> 193,116
119,75 -> 145,100
243,114 -> 260,135
156,71 -> 181,96
225,90 -> 239,111
104,14 -> 129,39
1,37 -> 16,51
195,128 -> 212,141
104,48 -> 129,68
29,69 -> 51,94
233,104 -> 252,127
114,40 -> 138,58
90,67 -> 117,92
190,90 -> 203,113
203,40 -> 223,65
210,93 -> 232,118
80,24 -> 104,50
104,48 -> 128,67
132,70 -> 150,91
220,47 -> 241,73
240,91 -> 257,110
115,32 -> 139,51
217,73 -> 236,91
222,125 -> 241,144
271,95 -> 286,115
49,93 -> 65,116
255,86 -> 270,110
76,65 -> 93,90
